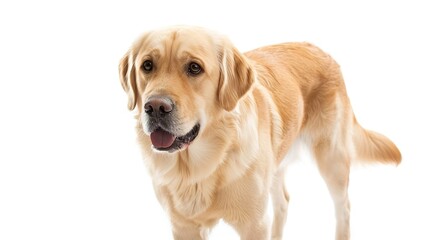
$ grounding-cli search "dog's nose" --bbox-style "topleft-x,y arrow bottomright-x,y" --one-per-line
144,96 -> 174,116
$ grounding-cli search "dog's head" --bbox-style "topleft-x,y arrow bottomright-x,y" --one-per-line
119,26 -> 255,153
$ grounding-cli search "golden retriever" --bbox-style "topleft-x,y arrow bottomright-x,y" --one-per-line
119,26 -> 401,240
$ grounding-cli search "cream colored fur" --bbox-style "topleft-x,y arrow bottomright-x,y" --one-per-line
119,26 -> 401,240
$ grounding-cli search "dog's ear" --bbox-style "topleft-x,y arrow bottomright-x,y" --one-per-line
119,50 -> 137,110
218,44 -> 255,111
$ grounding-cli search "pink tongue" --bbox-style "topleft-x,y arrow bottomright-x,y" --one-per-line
150,129 -> 176,149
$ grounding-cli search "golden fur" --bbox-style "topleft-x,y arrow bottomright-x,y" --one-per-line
119,26 -> 401,240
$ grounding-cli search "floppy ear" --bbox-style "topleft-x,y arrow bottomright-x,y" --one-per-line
218,45 -> 255,111
119,51 -> 137,110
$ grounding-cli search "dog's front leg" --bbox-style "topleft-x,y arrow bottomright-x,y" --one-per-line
171,221 -> 209,240
227,209 -> 270,240
236,214 -> 270,240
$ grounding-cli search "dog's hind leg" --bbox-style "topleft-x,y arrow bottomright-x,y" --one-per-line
312,139 -> 351,240
270,168 -> 289,240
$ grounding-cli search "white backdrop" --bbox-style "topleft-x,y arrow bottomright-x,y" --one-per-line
1,0 -> 427,239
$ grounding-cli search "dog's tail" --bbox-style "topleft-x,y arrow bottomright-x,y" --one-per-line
353,122 -> 401,165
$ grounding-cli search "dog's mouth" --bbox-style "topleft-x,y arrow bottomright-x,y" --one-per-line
150,124 -> 200,152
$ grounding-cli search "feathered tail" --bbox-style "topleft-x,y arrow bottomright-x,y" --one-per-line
353,123 -> 402,165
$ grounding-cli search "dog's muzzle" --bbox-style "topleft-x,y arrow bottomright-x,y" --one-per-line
144,96 -> 200,152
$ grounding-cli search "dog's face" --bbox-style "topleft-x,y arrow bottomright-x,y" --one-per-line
119,27 -> 254,153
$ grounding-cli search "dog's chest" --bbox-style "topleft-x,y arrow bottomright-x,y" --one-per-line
168,178 -> 217,218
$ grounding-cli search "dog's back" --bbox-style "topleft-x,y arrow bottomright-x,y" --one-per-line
246,42 -> 401,166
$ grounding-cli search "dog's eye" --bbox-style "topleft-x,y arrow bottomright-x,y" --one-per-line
142,60 -> 153,72
187,62 -> 203,76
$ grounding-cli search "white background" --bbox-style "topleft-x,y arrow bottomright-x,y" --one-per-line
0,0 -> 428,239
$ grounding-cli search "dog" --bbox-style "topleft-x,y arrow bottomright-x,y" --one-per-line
119,26 -> 401,240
